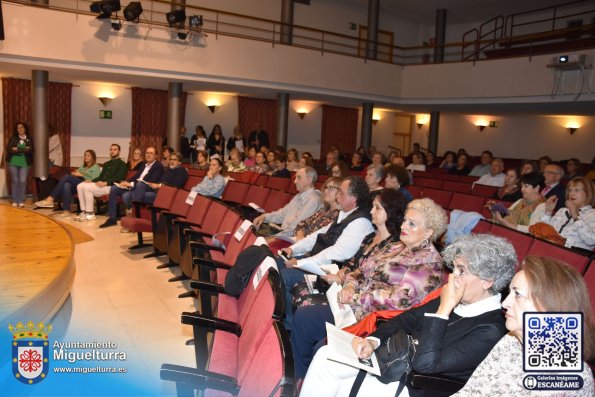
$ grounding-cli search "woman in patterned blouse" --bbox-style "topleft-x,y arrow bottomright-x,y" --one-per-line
290,194 -> 447,379
454,256 -> 594,396
293,177 -> 342,241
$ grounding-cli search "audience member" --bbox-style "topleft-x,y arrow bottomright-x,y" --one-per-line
330,161 -> 350,178
542,164 -> 566,212
243,146 -> 257,168
492,172 -> 545,232
75,144 -> 127,221
586,157 -> 595,181
439,151 -> 457,170
269,153 -> 291,178
161,146 -> 173,167
35,149 -> 101,215
127,148 -> 143,171
371,151 -> 385,168
356,146 -> 371,164
225,147 -> 247,173
191,158 -> 227,198
425,150 -> 436,168
248,151 -> 269,174
179,126 -> 191,163
406,152 -> 426,173
457,148 -> 469,157
540,177 -> 595,250
492,167 -> 521,202
293,177 -> 342,241
226,126 -> 245,156
248,122 -> 269,150
278,176 -> 374,329
564,157 -> 583,181
475,158 -> 505,187
302,234 -> 515,397
149,151 -> 187,192
287,148 -> 300,172
391,155 -> 406,167
450,152 -> 471,176
364,165 -> 384,194
292,190 -> 432,379
266,150 -> 277,170
385,164 -> 413,203
454,256 -> 594,396
100,146 -> 164,228
48,124 -> 63,168
519,159 -> 538,175
406,142 -> 422,164
325,151 -> 338,173
350,152 -> 365,172
300,153 -> 314,168
190,125 -> 207,159
206,124 -> 225,158
6,122 -> 33,207
538,155 -> 553,173
469,150 -> 493,177
194,150 -> 209,170
253,167 -> 321,237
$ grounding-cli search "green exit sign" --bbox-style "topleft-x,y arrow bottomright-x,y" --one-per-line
99,110 -> 112,119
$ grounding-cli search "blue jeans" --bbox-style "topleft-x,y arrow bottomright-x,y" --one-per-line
51,175 -> 83,211
9,164 -> 29,204
279,261 -> 309,331
107,182 -> 156,219
292,304 -> 335,378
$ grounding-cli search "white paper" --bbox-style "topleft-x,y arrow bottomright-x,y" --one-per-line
185,191 -> 198,205
197,138 -> 206,150
252,256 -> 278,289
114,182 -> 132,190
248,202 -> 265,213
326,283 -> 358,329
320,264 -> 340,275
234,220 -> 252,241
325,323 -> 380,376
253,237 -> 268,246
304,274 -> 318,294
235,140 -> 244,152
295,260 -> 326,276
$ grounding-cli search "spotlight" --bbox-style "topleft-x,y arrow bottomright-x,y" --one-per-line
111,19 -> 122,31
166,9 -> 186,27
123,1 -> 143,22
90,0 -> 121,19
188,15 -> 203,28
177,31 -> 188,40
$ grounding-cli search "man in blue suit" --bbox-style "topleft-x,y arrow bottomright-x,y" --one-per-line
542,164 -> 566,213
100,146 -> 164,228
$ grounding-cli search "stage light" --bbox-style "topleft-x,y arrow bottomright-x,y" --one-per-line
123,2 -> 143,22
188,15 -> 203,28
90,0 -> 121,19
111,19 -> 122,31
166,9 -> 186,27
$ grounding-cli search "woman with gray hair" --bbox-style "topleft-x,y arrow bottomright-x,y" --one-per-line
301,234 -> 516,397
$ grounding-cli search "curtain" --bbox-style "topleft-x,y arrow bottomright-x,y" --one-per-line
237,96 -> 277,149
320,105 -> 358,158
2,77 -> 72,194
130,87 -> 187,160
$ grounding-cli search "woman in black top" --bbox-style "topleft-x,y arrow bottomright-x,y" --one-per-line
6,122 -> 34,207
206,124 -> 225,158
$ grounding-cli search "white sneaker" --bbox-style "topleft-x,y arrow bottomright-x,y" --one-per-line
18,203 -> 25,208
74,213 -> 91,221
11,203 -> 18,207
85,213 -> 96,221
35,199 -> 54,208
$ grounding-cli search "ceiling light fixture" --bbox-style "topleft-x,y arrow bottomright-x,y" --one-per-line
123,1 -> 143,22
90,0 -> 121,19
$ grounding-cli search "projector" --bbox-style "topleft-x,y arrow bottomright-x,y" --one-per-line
550,54 -> 589,66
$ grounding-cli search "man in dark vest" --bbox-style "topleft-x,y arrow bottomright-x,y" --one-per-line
279,175 -> 374,329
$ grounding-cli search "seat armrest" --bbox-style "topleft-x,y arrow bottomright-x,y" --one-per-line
181,312 -> 241,336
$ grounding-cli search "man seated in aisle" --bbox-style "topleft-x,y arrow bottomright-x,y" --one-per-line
99,146 -> 164,228
278,176 -> 374,328
474,158 -> 505,187
225,147 -> 246,173
253,167 -> 321,237
75,144 -> 128,222
542,164 -> 566,212
267,153 -> 291,178
469,150 -> 493,177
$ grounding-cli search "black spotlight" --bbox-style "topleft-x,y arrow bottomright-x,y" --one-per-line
188,15 -> 203,28
90,0 -> 121,19
166,9 -> 185,27
123,2 -> 143,22
111,19 -> 123,31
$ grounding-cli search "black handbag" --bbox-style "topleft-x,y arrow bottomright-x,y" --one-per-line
349,329 -> 417,397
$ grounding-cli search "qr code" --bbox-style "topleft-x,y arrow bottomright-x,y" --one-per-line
523,312 -> 583,372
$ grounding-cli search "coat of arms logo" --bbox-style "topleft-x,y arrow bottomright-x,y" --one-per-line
9,321 -> 52,384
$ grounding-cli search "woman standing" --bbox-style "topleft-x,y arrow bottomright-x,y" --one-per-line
206,124 -> 225,158
6,122 -> 33,207
226,126 -> 245,156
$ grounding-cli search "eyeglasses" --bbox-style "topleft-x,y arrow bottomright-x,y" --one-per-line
325,185 -> 340,191
567,188 -> 584,193
543,171 -> 560,175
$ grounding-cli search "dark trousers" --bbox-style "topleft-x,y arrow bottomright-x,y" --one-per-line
107,182 -> 155,219
291,304 -> 335,378
51,175 -> 83,211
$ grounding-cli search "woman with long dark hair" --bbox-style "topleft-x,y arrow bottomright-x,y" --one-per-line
6,122 -> 34,207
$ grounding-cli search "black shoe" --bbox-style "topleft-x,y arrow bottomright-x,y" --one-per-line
99,218 -> 118,228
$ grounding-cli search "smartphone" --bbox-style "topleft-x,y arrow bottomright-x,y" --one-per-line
277,250 -> 290,262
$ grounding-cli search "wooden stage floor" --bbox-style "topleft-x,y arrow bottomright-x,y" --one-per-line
0,204 -> 75,324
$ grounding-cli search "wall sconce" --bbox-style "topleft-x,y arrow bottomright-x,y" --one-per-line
416,114 -> 429,129
568,127 -> 578,135
566,121 -> 580,135
475,121 -> 488,131
98,97 -> 113,107
207,105 -> 218,113
296,109 -> 308,119
372,114 -> 381,126
416,122 -> 424,129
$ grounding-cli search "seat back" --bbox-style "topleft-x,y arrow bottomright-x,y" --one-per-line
418,178 -> 444,190
448,192 -> 485,213
472,184 -> 499,197
187,168 -> 207,177
169,189 -> 193,217
266,177 -> 291,192
184,176 -> 203,191
263,190 -> 292,214
490,224 -> 534,265
583,263 -> 595,319
407,185 -> 422,199
199,201 -> 229,235
443,181 -> 472,194
255,174 -> 270,187
471,219 -> 492,234
421,188 -> 452,208
527,239 -> 591,275
183,194 -> 212,226
222,181 -> 250,204
152,185 -> 178,210
245,185 -> 270,208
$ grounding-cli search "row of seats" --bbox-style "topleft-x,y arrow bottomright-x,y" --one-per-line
411,176 -> 500,198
